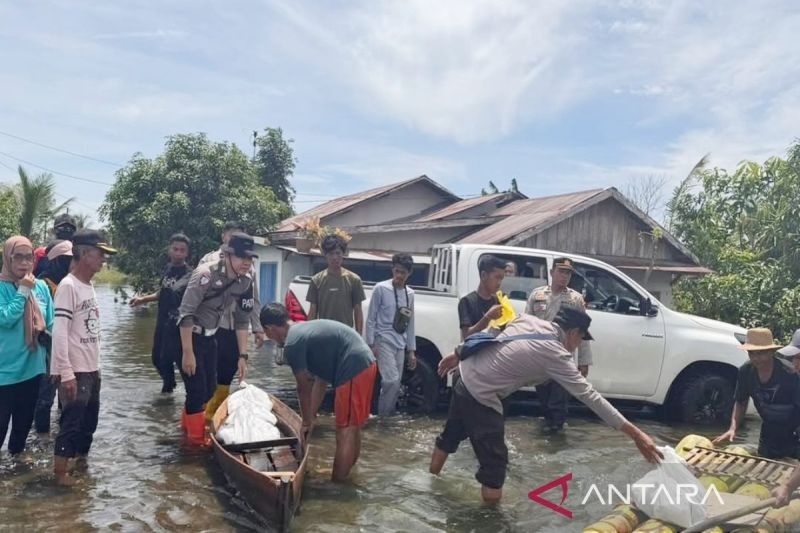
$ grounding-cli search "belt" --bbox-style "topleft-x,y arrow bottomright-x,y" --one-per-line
191,325 -> 218,337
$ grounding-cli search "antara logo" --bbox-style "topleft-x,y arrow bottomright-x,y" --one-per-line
528,473 -> 573,519
529,473 -> 724,519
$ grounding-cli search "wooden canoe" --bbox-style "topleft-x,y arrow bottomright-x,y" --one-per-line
210,393 -> 309,532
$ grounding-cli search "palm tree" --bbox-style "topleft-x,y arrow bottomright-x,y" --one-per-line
16,166 -> 74,243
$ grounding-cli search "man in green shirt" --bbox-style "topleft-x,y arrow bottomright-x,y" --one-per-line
306,235 -> 366,332
260,303 -> 377,482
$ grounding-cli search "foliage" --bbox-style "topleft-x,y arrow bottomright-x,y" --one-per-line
322,225 -> 352,244
93,265 -> 129,286
15,166 -> 73,244
481,179 -> 522,196
101,133 -> 291,291
0,184 -> 20,242
254,127 -> 297,206
670,143 -> 800,342
296,216 -> 323,241
293,216 -> 351,246
624,174 -> 667,217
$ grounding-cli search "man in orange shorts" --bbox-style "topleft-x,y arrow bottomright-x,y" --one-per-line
260,303 -> 377,481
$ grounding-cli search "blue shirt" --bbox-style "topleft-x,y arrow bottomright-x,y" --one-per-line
364,280 -> 416,351
0,280 -> 54,386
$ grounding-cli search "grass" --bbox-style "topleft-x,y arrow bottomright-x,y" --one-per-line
94,266 -> 128,285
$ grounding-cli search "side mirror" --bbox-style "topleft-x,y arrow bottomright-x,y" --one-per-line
641,298 -> 659,317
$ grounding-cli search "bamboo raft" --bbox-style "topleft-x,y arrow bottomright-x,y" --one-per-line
684,447 -> 796,492
583,436 -> 800,533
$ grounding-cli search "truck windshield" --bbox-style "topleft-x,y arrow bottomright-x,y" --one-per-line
569,263 -> 643,315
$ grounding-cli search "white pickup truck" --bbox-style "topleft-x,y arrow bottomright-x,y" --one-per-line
285,243 -> 748,424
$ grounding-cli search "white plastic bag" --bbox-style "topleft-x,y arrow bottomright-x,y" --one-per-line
217,382 -> 281,444
632,446 -> 708,528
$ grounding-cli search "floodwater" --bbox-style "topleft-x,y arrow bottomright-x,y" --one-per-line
0,285 -> 766,532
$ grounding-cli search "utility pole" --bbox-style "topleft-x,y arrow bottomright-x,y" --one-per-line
252,130 -> 258,161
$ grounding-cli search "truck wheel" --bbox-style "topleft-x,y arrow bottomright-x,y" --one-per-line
666,372 -> 734,425
401,358 -> 440,414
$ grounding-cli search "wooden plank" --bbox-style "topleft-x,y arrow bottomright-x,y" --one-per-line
262,471 -> 296,478
223,437 -> 299,454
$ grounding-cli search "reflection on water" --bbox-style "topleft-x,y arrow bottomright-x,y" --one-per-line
0,286 -> 764,532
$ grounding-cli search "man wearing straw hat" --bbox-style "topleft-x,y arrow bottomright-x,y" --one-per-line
770,329 -> 800,506
713,327 -> 800,459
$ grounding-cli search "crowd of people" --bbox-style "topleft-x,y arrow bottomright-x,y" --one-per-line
3,216 -> 800,508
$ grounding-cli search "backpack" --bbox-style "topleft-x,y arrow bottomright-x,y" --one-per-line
460,331 -> 558,361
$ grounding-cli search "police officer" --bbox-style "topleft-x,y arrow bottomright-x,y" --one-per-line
198,223 -> 265,424
178,232 -> 258,445
525,257 -> 593,432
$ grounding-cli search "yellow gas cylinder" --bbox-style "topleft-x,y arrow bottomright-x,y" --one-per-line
583,521 -> 619,533
632,519 -> 678,533
734,482 -> 772,500
675,434 -> 714,459
698,475 -> 730,493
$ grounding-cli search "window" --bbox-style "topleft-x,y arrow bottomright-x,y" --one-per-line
569,263 -> 643,315
479,253 -> 548,301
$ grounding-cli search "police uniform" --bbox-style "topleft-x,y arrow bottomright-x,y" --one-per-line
524,258 -> 593,430
177,233 -> 257,444
198,246 -> 263,423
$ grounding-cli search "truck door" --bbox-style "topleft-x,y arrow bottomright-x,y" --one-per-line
568,261 -> 666,397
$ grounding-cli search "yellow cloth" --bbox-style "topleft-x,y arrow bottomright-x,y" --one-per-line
488,291 -> 516,329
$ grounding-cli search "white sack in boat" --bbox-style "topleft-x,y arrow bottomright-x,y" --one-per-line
218,382 -> 281,444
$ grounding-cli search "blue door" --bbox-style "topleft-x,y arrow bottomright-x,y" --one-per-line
259,262 -> 278,304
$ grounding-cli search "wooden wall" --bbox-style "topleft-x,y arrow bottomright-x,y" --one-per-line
513,198 -> 689,265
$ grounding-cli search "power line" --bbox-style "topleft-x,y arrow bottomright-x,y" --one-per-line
0,151 -> 114,186
0,130 -> 123,167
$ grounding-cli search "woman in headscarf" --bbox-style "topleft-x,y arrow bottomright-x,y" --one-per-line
0,236 -> 54,454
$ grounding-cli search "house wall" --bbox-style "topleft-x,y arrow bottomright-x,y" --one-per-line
349,227 -> 468,254
515,198 -> 687,264
325,181 -> 450,227
620,269 -> 675,308
254,244 -> 314,303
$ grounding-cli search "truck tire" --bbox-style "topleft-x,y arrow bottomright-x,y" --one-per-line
401,358 -> 440,414
666,372 -> 734,425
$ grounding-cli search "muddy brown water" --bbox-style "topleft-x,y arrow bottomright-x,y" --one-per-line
0,285 -> 766,532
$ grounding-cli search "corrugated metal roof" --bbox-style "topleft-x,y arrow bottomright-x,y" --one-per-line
274,245 -> 431,264
458,189 -> 606,244
277,175 -> 460,232
415,193 -> 507,222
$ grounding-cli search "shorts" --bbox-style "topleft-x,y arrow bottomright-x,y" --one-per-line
335,363 -> 377,428
435,378 -> 508,489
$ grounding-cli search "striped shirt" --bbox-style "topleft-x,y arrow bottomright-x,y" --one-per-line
51,274 -> 101,382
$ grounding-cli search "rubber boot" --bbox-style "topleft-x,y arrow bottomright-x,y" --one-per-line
204,385 -> 230,425
181,409 -> 188,434
185,411 -> 210,447
54,456 -> 76,486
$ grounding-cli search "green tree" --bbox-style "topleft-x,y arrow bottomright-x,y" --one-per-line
101,133 -> 291,291
0,184 -> 20,241
15,166 -> 73,244
254,127 -> 296,205
670,143 -> 800,341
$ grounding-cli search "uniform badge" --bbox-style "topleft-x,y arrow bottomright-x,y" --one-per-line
214,279 -> 223,287
200,276 -> 210,286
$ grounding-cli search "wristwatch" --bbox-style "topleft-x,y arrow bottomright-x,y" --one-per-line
239,353 -> 249,361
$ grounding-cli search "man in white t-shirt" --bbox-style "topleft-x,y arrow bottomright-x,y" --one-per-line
51,229 -> 117,486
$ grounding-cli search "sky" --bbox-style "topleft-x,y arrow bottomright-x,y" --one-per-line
1,1 -> 798,226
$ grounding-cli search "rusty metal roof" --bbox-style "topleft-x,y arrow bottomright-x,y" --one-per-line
458,189 -> 606,244
415,193 -> 508,222
277,175 -> 460,232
